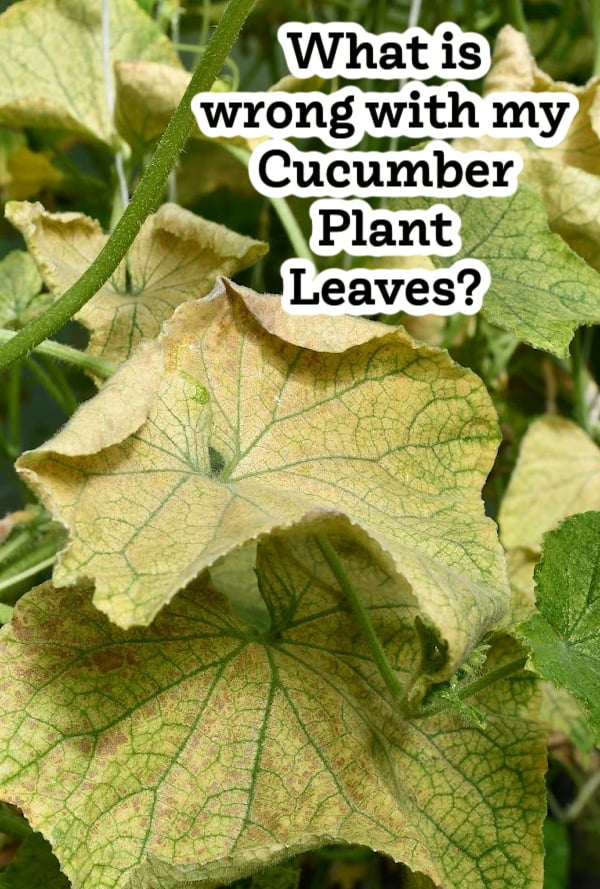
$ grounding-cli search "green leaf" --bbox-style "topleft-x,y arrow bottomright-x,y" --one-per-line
0,830 -> 69,889
543,819 -> 570,889
517,511 -> 600,738
7,201 -> 267,364
17,282 -> 509,680
0,0 -> 180,147
0,531 -> 546,889
0,251 -> 46,329
392,186 -> 600,357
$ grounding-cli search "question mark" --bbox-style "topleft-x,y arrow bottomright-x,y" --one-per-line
455,261 -> 490,313
457,267 -> 481,307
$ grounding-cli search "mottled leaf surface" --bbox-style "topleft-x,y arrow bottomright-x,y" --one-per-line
0,0 -> 179,146
17,282 -> 508,677
7,201 -> 267,363
518,512 -> 600,737
393,187 -> 600,357
0,532 -> 545,889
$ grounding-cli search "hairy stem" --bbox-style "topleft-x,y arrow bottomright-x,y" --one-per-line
421,655 -> 529,718
315,533 -> 406,706
0,0 -> 258,372
0,330 -> 117,379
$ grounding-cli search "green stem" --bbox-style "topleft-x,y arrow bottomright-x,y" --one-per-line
501,0 -> 527,31
421,655 -> 529,718
571,328 -> 592,436
0,551 -> 58,600
315,533 -> 406,705
6,364 -> 21,458
0,0 -> 258,373
591,0 -> 600,76
0,330 -> 117,380
0,602 -> 13,624
223,144 -> 313,262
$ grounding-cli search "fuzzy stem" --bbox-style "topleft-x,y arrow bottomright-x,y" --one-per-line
0,330 -> 117,379
315,533 -> 406,705
0,0 -> 258,372
421,655 -> 529,718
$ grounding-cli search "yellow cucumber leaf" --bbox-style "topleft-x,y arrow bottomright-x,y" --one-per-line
17,280 -> 508,681
0,531 -> 545,889
454,28 -> 600,272
484,26 -> 600,174
6,200 -> 267,364
114,60 -> 192,149
499,416 -> 600,552
0,0 -> 179,147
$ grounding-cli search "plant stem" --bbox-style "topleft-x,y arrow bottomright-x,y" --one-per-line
0,0 -> 258,373
223,144 -> 314,262
0,552 -> 58,600
571,328 -> 592,436
501,0 -> 527,31
0,330 -> 117,380
591,0 -> 600,76
421,655 -> 529,718
564,769 -> 600,821
315,533 -> 406,705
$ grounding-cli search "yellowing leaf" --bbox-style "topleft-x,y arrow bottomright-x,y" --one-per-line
0,532 -> 546,889
6,200 -> 267,364
0,0 -> 180,147
519,158 -> 600,271
114,60 -> 192,150
0,250 -> 45,329
499,416 -> 600,552
485,26 -> 600,174
17,281 -> 508,681
454,28 -> 600,273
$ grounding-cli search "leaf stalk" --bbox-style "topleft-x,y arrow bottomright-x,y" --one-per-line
0,0 -> 259,372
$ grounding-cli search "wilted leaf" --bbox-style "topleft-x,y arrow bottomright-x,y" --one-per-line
517,159 -> 600,271
499,416 -> 600,552
0,0 -> 179,147
517,511 -> 600,737
7,200 -> 267,363
485,26 -> 600,174
393,187 -> 600,357
0,532 -> 545,889
114,60 -> 191,150
0,251 -> 46,329
17,281 -> 509,675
